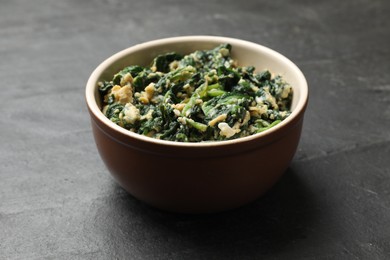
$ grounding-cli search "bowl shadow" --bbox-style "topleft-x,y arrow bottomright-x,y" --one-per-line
95,167 -> 318,258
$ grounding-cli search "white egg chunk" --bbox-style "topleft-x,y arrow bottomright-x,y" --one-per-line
111,85 -> 133,104
280,84 -> 292,99
122,103 -> 140,124
138,83 -> 156,104
218,122 -> 240,138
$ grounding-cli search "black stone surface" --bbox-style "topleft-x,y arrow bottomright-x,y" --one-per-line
1,0 -> 390,259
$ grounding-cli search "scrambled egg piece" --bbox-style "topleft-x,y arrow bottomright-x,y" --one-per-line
111,85 -> 133,104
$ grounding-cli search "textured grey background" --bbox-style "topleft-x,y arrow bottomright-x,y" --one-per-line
1,0 -> 390,259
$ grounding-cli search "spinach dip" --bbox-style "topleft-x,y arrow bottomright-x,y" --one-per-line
99,44 -> 293,142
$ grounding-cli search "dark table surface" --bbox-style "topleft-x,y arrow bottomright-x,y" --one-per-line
1,0 -> 390,259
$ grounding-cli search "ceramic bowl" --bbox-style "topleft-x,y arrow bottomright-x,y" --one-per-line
85,36 -> 308,213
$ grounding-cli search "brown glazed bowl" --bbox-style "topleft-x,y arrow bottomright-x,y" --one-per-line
86,36 -> 308,213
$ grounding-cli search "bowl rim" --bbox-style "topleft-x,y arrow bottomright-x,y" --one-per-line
86,35 -> 308,148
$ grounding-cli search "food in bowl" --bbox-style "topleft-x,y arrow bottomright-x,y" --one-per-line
98,44 -> 293,142
86,36 -> 308,213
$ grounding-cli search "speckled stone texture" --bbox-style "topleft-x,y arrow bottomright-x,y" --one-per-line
1,0 -> 390,259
